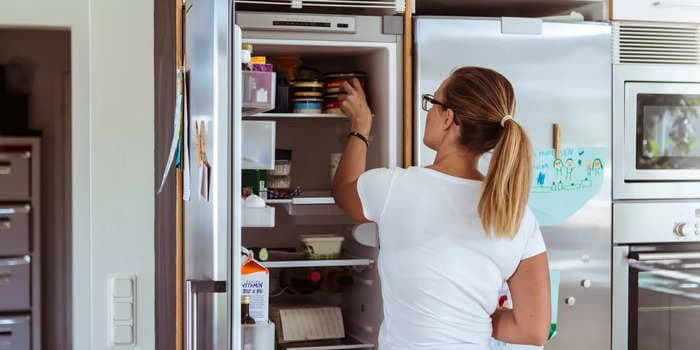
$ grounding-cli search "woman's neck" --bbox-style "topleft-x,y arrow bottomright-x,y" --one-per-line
429,147 -> 484,181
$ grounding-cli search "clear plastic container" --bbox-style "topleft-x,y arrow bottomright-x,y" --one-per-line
243,71 -> 276,114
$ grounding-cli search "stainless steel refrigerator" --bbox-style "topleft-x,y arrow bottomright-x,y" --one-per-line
414,17 -> 612,350
184,2 -> 402,349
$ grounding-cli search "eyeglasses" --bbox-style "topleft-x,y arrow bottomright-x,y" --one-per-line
421,94 -> 447,112
422,93 -> 461,125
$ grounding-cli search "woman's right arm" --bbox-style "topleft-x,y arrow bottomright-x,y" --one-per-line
492,252 -> 551,346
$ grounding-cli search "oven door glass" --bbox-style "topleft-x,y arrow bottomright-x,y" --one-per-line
629,253 -> 700,350
625,82 -> 700,181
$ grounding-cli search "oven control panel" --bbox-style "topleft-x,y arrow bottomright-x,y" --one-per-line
614,201 -> 700,244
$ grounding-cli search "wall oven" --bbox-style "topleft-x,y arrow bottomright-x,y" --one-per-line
613,201 -> 700,350
613,22 -> 700,200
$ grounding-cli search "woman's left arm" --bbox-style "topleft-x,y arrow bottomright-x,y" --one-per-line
331,79 -> 372,222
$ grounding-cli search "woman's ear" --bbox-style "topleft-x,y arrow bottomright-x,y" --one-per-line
442,108 -> 456,130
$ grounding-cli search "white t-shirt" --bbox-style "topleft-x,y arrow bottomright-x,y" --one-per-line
357,167 -> 546,350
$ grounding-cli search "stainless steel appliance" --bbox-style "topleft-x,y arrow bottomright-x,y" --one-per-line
613,21 -> 700,200
613,201 -> 700,350
183,2 -> 403,349
414,17 -> 612,350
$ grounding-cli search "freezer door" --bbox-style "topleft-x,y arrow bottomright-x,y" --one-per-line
184,0 -> 239,349
414,17 -> 612,350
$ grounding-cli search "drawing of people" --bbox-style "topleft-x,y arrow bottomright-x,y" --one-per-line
585,161 -> 592,178
592,158 -> 603,176
553,158 -> 564,177
565,158 -> 575,179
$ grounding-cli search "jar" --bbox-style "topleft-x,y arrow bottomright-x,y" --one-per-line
292,98 -> 323,114
322,72 -> 367,94
268,149 -> 292,177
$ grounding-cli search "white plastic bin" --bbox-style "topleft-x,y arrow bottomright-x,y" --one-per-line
243,71 -> 276,115
242,121 -> 276,170
242,321 -> 275,350
242,206 -> 275,228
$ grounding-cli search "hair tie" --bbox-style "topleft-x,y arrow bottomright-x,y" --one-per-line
500,115 -> 513,127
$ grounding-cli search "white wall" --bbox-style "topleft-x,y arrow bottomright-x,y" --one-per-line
0,29 -> 71,350
0,1 -> 155,349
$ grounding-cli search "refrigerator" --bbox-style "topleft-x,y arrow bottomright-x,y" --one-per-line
414,17 -> 612,350
184,4 -> 402,350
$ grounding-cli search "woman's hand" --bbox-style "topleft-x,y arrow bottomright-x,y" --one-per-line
339,78 -> 372,137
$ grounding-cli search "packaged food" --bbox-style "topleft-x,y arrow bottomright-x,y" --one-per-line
292,98 -> 323,114
323,94 -> 343,114
241,255 -> 270,323
269,149 -> 292,176
268,175 -> 291,190
290,81 -> 323,98
322,72 -> 367,94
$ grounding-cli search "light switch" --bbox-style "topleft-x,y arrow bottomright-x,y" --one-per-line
113,325 -> 133,345
113,278 -> 133,298
113,302 -> 133,322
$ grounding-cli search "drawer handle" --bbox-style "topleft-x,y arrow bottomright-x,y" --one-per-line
0,273 -> 11,286
0,330 -> 11,337
0,164 -> 10,175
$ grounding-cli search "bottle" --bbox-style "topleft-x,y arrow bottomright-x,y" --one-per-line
241,295 -> 256,324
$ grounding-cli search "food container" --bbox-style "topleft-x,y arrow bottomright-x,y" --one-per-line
268,149 -> 292,176
323,94 -> 343,114
268,175 -> 291,190
322,72 -> 367,94
290,81 -> 323,98
299,234 -> 345,259
292,98 -> 323,114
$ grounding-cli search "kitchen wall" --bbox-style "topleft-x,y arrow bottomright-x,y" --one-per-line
0,28 -> 71,350
0,1 -> 155,349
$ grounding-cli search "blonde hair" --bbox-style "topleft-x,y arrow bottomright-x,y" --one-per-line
443,67 -> 532,239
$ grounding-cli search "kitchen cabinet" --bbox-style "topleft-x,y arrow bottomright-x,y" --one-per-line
612,0 -> 700,23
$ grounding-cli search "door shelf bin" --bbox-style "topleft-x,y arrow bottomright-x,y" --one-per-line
242,120 -> 276,170
242,321 -> 275,350
243,71 -> 276,116
242,206 -> 275,228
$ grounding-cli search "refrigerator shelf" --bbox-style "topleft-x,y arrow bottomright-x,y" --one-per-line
260,257 -> 373,269
246,113 -> 349,119
280,338 -> 375,350
266,194 -> 347,217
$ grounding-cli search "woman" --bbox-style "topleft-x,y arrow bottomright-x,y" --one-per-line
332,67 -> 551,349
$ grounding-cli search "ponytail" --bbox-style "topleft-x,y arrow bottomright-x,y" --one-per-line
477,120 -> 532,239
443,66 -> 533,239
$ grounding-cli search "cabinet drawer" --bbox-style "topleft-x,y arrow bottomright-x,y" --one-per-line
0,315 -> 30,350
0,205 -> 31,256
0,148 -> 31,201
0,256 -> 30,312
613,0 -> 700,23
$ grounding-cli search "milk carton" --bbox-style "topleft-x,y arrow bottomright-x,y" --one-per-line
241,256 -> 269,323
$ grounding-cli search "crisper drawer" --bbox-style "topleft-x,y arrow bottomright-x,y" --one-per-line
0,148 -> 32,201
0,256 -> 31,312
612,0 -> 700,23
0,205 -> 31,256
0,315 -> 30,350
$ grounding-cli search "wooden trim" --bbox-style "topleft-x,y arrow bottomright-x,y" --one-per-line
154,0 -> 177,349
403,0 -> 413,167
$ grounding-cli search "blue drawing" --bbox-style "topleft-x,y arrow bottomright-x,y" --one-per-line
565,158 -> 574,179
536,172 -> 546,186
529,147 -> 606,226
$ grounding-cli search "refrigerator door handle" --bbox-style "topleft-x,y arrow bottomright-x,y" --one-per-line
185,280 -> 227,350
